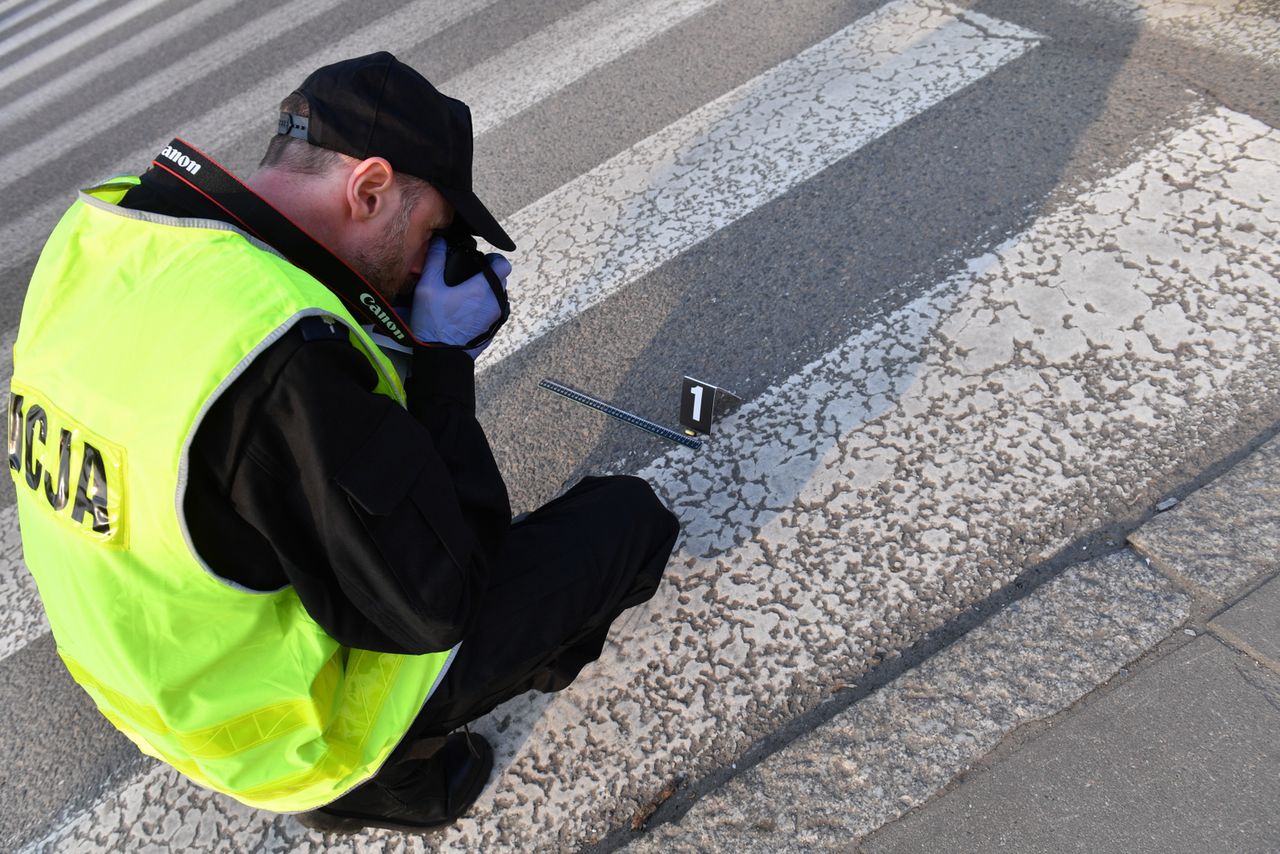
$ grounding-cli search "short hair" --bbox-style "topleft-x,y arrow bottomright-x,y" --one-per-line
259,92 -> 433,211
258,92 -> 348,175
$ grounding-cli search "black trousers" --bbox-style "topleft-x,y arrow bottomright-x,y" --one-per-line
387,474 -> 680,763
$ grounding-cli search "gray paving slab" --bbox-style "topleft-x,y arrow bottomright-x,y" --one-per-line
623,551 -> 1189,853
1211,575 -> 1280,670
863,635 -> 1280,854
1130,433 -> 1280,602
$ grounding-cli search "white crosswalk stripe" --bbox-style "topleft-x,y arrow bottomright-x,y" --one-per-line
1065,0 -> 1280,64
459,106 -> 1280,851
21,1 -> 1041,847
0,0 -> 364,272
481,0 -> 1039,367
0,0 -> 244,124
0,505 -> 42,663
6,0 -> 1279,851
0,0 -> 721,280
0,0 -> 70,45
28,102 -> 1280,854
0,0 -> 515,301
0,0 -> 727,667
456,0 -> 721,137
0,0 -> 173,93
0,0 -> 38,23
0,0 -> 363,193
0,0 -> 113,60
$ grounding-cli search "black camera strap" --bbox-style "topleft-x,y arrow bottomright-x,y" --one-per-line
147,138 -> 507,351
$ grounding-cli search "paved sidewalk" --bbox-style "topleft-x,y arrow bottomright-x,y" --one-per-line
624,430 -> 1280,853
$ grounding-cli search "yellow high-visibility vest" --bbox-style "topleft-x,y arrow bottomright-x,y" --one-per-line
9,178 -> 452,811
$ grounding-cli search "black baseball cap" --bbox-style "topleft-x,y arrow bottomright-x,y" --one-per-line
278,51 -> 515,251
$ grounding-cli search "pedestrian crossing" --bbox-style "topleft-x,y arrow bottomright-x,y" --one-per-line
455,0 -> 725,137
0,0 -> 242,124
0,0 -> 43,25
483,0 -> 1038,366
0,0 -> 712,311
1067,0 -> 1280,63
1,0 -> 1277,851
0,0 -> 1036,679
0,504 -> 38,662
0,0 -> 386,260
0,0 -> 168,91
0,0 -> 77,46
0,0 -> 728,671
460,105 -> 1280,854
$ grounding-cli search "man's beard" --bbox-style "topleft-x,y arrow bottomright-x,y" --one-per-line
350,201 -> 417,303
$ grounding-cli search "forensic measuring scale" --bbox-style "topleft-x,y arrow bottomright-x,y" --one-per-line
539,376 -> 741,449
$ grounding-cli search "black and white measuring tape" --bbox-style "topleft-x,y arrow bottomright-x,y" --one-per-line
539,379 -> 701,449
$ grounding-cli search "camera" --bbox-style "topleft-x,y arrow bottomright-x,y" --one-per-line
440,222 -> 488,286
433,222 -> 511,351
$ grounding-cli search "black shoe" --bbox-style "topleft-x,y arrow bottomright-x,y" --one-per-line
296,731 -> 494,834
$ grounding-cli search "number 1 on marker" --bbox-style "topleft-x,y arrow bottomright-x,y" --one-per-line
680,377 -> 714,435
679,375 -> 742,437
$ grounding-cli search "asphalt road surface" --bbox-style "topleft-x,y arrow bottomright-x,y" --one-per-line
0,0 -> 1276,851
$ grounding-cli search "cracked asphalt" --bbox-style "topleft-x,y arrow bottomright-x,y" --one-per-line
0,0 -> 1276,851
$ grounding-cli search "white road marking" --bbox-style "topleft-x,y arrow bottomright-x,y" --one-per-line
17,3 -> 1055,849
479,0 -> 1041,367
0,505 -> 42,662
626,551 -> 1192,851
0,0 -> 112,61
0,0 -> 245,125
0,0 -> 39,25
0,0 -> 726,662
0,0 -> 504,669
0,0 -> 360,188
0,0 -> 68,44
0,0 -> 172,93
453,106 -> 1277,851
0,0 -> 721,263
455,0 -> 722,136
0,0 -> 502,291
627,550 -> 1187,850
29,104 -> 1280,854
1066,0 -> 1279,64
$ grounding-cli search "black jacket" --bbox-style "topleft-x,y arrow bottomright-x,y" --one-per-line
120,167 -> 511,655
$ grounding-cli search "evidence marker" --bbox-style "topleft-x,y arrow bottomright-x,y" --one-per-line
539,379 -> 700,449
679,376 -> 742,436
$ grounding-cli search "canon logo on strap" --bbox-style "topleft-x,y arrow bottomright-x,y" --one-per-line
157,138 -> 428,347
159,145 -> 202,176
359,293 -> 407,340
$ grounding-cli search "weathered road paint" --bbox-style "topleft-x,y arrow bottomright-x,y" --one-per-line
0,505 -> 40,663
0,0 -> 729,667
0,0 -> 171,93
0,0 -> 501,271
460,106 -> 1280,851
481,0 -> 1041,367
1067,0 -> 1279,64
456,0 -> 725,137
31,91 -> 1279,854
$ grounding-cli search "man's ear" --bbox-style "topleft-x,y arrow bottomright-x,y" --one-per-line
345,157 -> 396,223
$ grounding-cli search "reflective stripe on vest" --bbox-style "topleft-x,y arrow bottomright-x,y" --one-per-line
9,179 -> 452,811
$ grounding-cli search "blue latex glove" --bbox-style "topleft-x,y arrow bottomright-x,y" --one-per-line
410,236 -> 512,358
